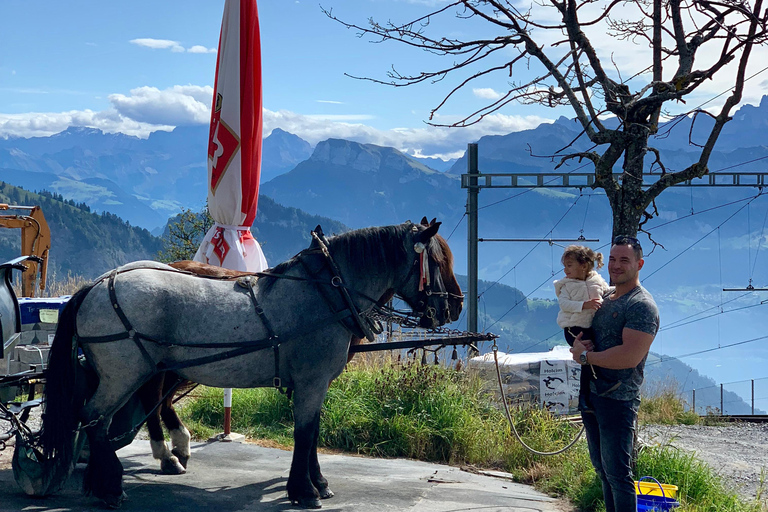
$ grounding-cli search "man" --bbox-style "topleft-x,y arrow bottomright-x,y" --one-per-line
570,235 -> 659,512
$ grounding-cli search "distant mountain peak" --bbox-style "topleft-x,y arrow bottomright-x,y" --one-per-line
310,138 -> 432,175
54,126 -> 104,137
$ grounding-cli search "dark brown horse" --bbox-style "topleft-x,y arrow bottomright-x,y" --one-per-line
139,219 -> 463,476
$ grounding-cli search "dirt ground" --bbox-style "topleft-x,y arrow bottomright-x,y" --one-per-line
639,422 -> 768,504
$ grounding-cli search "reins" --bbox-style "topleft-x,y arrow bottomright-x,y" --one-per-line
491,340 -> 585,456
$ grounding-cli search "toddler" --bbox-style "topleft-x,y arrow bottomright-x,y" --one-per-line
553,245 -> 611,404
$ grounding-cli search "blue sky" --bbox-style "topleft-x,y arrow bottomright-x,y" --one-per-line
0,0 -> 553,158
3,0 -> 767,159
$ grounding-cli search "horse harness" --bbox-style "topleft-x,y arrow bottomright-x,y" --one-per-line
73,230 -> 446,392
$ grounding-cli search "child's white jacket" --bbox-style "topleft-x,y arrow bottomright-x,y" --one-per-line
553,271 -> 612,329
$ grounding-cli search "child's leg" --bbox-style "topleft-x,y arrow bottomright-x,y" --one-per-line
577,327 -> 596,408
563,328 -> 577,347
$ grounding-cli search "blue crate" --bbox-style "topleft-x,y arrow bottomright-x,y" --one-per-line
637,477 -> 680,511
18,297 -> 70,326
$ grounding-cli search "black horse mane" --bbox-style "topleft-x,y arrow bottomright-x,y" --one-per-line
262,223 -> 443,290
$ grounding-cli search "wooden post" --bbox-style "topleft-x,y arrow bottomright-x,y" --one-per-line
692,389 -> 696,415
720,384 -> 724,415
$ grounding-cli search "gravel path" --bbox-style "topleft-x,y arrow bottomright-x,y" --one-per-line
639,423 -> 768,504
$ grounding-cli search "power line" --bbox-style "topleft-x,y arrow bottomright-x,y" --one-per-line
646,194 -> 759,232
642,195 -> 759,282
647,334 -> 768,367
660,291 -> 751,330
660,300 -> 768,331
478,193 -> 585,298
445,213 -> 465,241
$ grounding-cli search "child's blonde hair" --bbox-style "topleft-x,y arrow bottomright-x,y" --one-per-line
561,245 -> 604,271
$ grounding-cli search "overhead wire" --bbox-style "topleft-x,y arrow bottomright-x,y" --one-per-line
642,195 -> 760,282
476,192 -> 585,301
646,334 -> 768,367
751,201 -> 768,280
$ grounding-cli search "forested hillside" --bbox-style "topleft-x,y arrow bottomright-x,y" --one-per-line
0,181 -> 162,279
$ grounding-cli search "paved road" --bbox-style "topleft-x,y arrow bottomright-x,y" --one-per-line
0,440 -> 570,511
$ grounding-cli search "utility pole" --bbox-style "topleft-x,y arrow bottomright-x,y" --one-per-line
466,144 -> 479,343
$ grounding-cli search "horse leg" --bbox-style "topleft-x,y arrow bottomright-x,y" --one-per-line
287,390 -> 326,509
309,419 -> 333,499
160,377 -> 191,470
138,374 -> 186,475
82,420 -> 125,509
81,373 -> 151,508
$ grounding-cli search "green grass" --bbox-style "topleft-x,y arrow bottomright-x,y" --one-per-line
639,388 -> 699,425
178,362 -> 765,512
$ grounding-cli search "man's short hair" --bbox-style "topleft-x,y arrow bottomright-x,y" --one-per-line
612,235 -> 643,260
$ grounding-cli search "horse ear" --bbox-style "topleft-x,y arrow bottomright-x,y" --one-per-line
429,217 -> 437,226
420,216 -> 429,226
415,222 -> 441,243
309,225 -> 326,249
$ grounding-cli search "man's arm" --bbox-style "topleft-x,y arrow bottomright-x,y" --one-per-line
583,328 -> 654,369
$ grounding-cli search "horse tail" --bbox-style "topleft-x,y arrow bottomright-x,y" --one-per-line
40,283 -> 95,467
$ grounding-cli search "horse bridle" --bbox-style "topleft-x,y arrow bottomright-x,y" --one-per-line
395,232 -> 459,324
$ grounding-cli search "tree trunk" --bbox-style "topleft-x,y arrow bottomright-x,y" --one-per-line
609,124 -> 649,238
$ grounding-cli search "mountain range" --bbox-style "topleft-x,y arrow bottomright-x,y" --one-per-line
1,96 -> 767,401
0,125 -> 313,231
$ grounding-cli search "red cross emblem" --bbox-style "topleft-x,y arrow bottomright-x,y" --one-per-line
208,93 -> 241,193
211,226 -> 230,263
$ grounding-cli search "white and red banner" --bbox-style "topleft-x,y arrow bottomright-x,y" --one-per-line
194,0 -> 268,272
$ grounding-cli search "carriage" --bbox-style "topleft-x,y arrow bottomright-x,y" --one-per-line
0,221 -> 496,509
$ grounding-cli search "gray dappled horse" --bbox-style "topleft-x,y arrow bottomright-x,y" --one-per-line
39,222 -> 456,509
139,217 -> 464,476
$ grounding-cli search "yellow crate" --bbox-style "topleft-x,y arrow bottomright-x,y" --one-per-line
635,480 -> 678,499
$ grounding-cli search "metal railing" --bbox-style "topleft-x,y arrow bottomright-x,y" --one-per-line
685,376 -> 768,416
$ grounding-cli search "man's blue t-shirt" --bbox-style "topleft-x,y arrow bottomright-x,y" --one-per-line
589,285 -> 659,401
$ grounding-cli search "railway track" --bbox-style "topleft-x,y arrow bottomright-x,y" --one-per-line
702,414 -> 768,423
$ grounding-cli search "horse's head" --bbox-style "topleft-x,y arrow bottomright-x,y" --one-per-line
421,218 -> 463,323
396,219 -> 461,328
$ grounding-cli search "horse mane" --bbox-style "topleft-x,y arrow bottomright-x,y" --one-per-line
262,224 -> 418,290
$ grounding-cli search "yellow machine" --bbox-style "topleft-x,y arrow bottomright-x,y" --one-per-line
0,204 -> 50,297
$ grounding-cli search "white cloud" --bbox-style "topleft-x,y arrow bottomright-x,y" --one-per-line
263,108 -> 552,159
304,114 -> 375,121
108,85 -> 213,126
473,88 -> 502,100
0,83 -> 551,157
0,110 -> 173,139
187,45 -> 217,54
316,100 -> 344,104
130,38 -> 216,54
130,38 -> 185,52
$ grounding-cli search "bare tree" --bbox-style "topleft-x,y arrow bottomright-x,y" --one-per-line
325,0 -> 768,238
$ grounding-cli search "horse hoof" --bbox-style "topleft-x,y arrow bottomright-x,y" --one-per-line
171,448 -> 190,469
161,456 -> 186,475
290,497 -> 322,509
100,491 -> 127,509
318,488 -> 334,499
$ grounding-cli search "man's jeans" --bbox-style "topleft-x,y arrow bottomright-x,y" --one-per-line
581,393 -> 639,512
